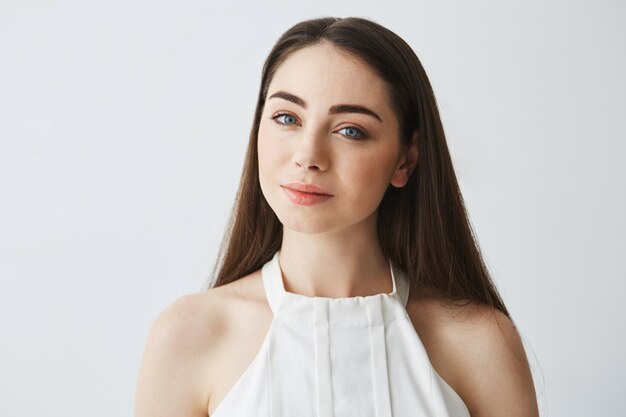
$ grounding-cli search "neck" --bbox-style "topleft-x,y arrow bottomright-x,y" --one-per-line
278,219 -> 392,298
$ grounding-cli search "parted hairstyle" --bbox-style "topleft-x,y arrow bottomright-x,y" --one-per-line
202,16 -> 511,322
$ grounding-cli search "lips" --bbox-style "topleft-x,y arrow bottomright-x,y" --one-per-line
281,186 -> 334,206
281,182 -> 333,196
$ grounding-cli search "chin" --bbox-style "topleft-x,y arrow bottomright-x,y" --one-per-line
276,210 -> 341,235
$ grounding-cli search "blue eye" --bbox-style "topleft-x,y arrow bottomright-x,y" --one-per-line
338,126 -> 366,140
272,113 -> 298,126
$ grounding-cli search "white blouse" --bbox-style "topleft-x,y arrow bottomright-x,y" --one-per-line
210,250 -> 470,417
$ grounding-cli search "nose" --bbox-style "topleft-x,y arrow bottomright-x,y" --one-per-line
291,125 -> 329,171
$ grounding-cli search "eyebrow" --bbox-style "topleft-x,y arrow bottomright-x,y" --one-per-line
268,90 -> 383,123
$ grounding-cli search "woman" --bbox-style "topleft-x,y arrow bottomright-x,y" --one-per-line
135,16 -> 539,417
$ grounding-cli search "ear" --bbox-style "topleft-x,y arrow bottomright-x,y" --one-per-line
390,129 -> 419,188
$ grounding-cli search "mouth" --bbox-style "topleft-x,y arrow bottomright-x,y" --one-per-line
281,186 -> 334,205
280,182 -> 334,196
282,186 -> 331,196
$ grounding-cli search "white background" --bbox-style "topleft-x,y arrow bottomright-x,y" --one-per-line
1,1 -> 624,416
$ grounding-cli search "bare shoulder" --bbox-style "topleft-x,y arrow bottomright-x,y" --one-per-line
204,270 -> 274,415
135,271 -> 267,417
406,297 -> 539,417
134,288 -> 227,417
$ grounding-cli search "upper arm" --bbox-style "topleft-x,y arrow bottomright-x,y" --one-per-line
135,293 -> 224,417
449,305 -> 539,417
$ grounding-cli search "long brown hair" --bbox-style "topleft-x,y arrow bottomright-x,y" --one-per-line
202,16 -> 510,320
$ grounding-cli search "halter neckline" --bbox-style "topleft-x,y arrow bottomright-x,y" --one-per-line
262,250 -> 410,317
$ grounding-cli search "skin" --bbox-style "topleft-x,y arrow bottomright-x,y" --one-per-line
257,41 -> 419,299
134,42 -> 539,417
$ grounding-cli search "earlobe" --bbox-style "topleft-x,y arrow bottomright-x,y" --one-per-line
390,129 -> 419,188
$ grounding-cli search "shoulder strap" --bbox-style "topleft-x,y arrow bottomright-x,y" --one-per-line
261,250 -> 286,315
390,259 -> 410,307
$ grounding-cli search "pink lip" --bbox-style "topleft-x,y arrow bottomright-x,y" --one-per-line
281,186 -> 334,206
281,182 -> 333,195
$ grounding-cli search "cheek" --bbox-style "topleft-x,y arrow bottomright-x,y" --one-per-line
258,123 -> 275,172
258,122 -> 288,184
344,151 -> 395,191
333,151 -> 394,215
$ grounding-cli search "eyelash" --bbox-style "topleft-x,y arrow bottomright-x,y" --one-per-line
269,112 -> 368,141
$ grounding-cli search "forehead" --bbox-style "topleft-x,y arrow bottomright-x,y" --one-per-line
267,42 -> 391,110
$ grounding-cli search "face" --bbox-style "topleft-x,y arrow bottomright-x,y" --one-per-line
257,42 -> 417,234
